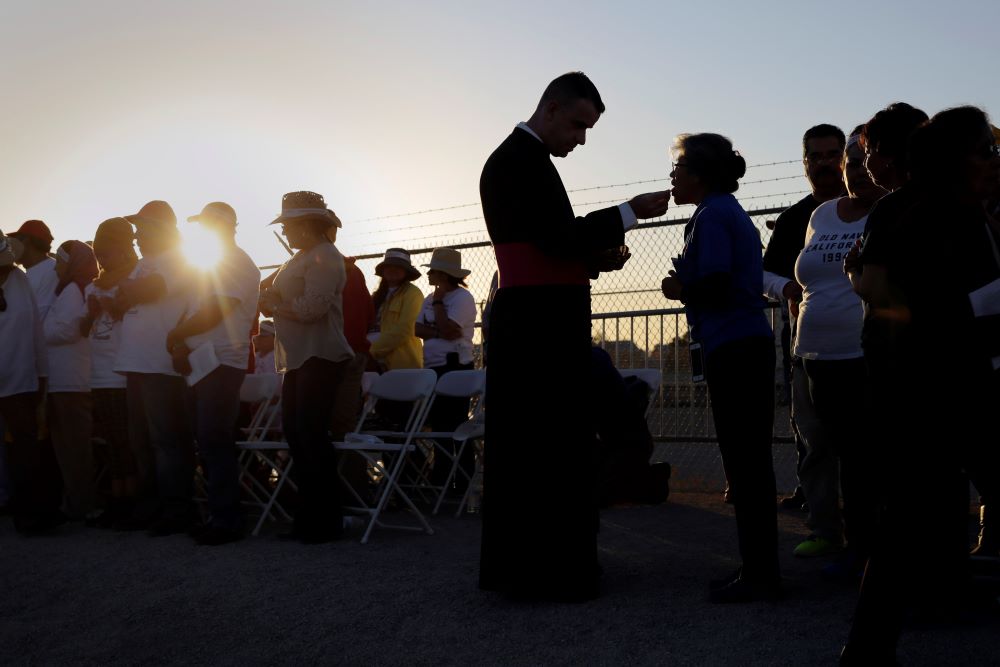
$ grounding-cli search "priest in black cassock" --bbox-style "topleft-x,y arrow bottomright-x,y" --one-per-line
478,71 -> 670,601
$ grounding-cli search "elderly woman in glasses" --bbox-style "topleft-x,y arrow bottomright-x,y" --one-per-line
660,133 -> 779,603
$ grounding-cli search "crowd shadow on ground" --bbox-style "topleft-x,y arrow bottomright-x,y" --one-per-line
1,492 -> 996,666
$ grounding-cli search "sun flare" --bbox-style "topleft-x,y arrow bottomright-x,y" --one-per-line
180,224 -> 224,271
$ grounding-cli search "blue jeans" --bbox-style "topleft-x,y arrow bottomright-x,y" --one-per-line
126,372 -> 195,522
191,364 -> 246,531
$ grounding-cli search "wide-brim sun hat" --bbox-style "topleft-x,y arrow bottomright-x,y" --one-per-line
422,247 -> 471,279
375,248 -> 421,281
268,191 -> 342,228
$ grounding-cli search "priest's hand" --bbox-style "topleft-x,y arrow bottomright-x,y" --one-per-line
629,190 -> 671,219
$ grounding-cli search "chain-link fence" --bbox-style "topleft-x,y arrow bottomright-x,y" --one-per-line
263,201 -> 804,492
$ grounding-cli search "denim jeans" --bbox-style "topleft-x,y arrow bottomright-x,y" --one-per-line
191,364 -> 246,530
792,363 -> 842,542
803,357 -> 875,556
126,372 -> 195,522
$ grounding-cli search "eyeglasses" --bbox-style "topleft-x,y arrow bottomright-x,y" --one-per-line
806,150 -> 843,164
671,161 -> 690,172
978,143 -> 1000,159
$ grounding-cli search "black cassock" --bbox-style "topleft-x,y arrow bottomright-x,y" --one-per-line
479,127 -> 624,601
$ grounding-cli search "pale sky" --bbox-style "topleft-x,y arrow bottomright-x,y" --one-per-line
2,0 -> 998,271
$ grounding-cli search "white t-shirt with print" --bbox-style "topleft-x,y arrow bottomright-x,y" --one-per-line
793,198 -> 867,360
84,283 -> 127,389
417,287 -> 477,368
114,248 -> 193,376
186,245 -> 260,370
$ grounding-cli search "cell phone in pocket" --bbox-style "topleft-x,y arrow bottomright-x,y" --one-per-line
689,342 -> 705,383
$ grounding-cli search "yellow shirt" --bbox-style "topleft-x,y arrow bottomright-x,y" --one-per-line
370,282 -> 424,370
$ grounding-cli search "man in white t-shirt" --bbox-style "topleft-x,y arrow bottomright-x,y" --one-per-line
165,202 -> 260,545
0,231 -> 62,534
8,219 -> 58,322
114,200 -> 197,535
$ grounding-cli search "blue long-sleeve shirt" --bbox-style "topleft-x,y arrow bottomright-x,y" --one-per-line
672,193 -> 773,356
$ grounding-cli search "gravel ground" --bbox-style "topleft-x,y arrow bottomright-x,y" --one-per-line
1,492 -> 996,666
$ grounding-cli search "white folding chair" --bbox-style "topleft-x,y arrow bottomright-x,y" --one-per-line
334,368 -> 438,543
406,369 -> 486,516
447,411 -> 485,517
361,371 -> 379,396
235,374 -> 295,536
620,368 -> 663,418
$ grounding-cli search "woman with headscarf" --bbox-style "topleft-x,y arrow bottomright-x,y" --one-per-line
368,248 -> 424,371
259,191 -> 354,543
660,132 -> 779,603
44,239 -> 99,520
79,218 -> 139,527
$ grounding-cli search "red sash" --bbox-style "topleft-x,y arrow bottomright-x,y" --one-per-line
494,242 -> 589,288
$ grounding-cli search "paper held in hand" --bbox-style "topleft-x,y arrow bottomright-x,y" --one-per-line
968,277 -> 1000,370
185,342 -> 221,386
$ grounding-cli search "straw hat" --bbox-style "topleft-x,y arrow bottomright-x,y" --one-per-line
422,247 -> 471,279
268,191 -> 342,228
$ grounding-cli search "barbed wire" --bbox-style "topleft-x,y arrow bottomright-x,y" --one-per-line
351,195 -> 805,252
350,215 -> 483,238
353,201 -> 481,223
352,177 -> 806,240
345,159 -> 801,225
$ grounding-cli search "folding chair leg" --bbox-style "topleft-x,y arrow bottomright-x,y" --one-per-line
361,453 -> 434,544
433,439 -> 471,515
252,458 -> 294,537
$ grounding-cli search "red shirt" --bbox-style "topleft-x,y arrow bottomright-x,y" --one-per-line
343,257 -> 375,354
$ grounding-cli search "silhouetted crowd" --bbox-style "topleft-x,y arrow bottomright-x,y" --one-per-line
1,70 -> 998,665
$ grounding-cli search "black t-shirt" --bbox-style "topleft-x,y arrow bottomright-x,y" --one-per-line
857,185 -> 923,363
762,194 -> 820,279
858,184 -> 921,268
893,199 -> 1000,395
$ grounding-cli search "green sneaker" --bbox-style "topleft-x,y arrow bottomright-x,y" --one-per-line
793,536 -> 843,558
